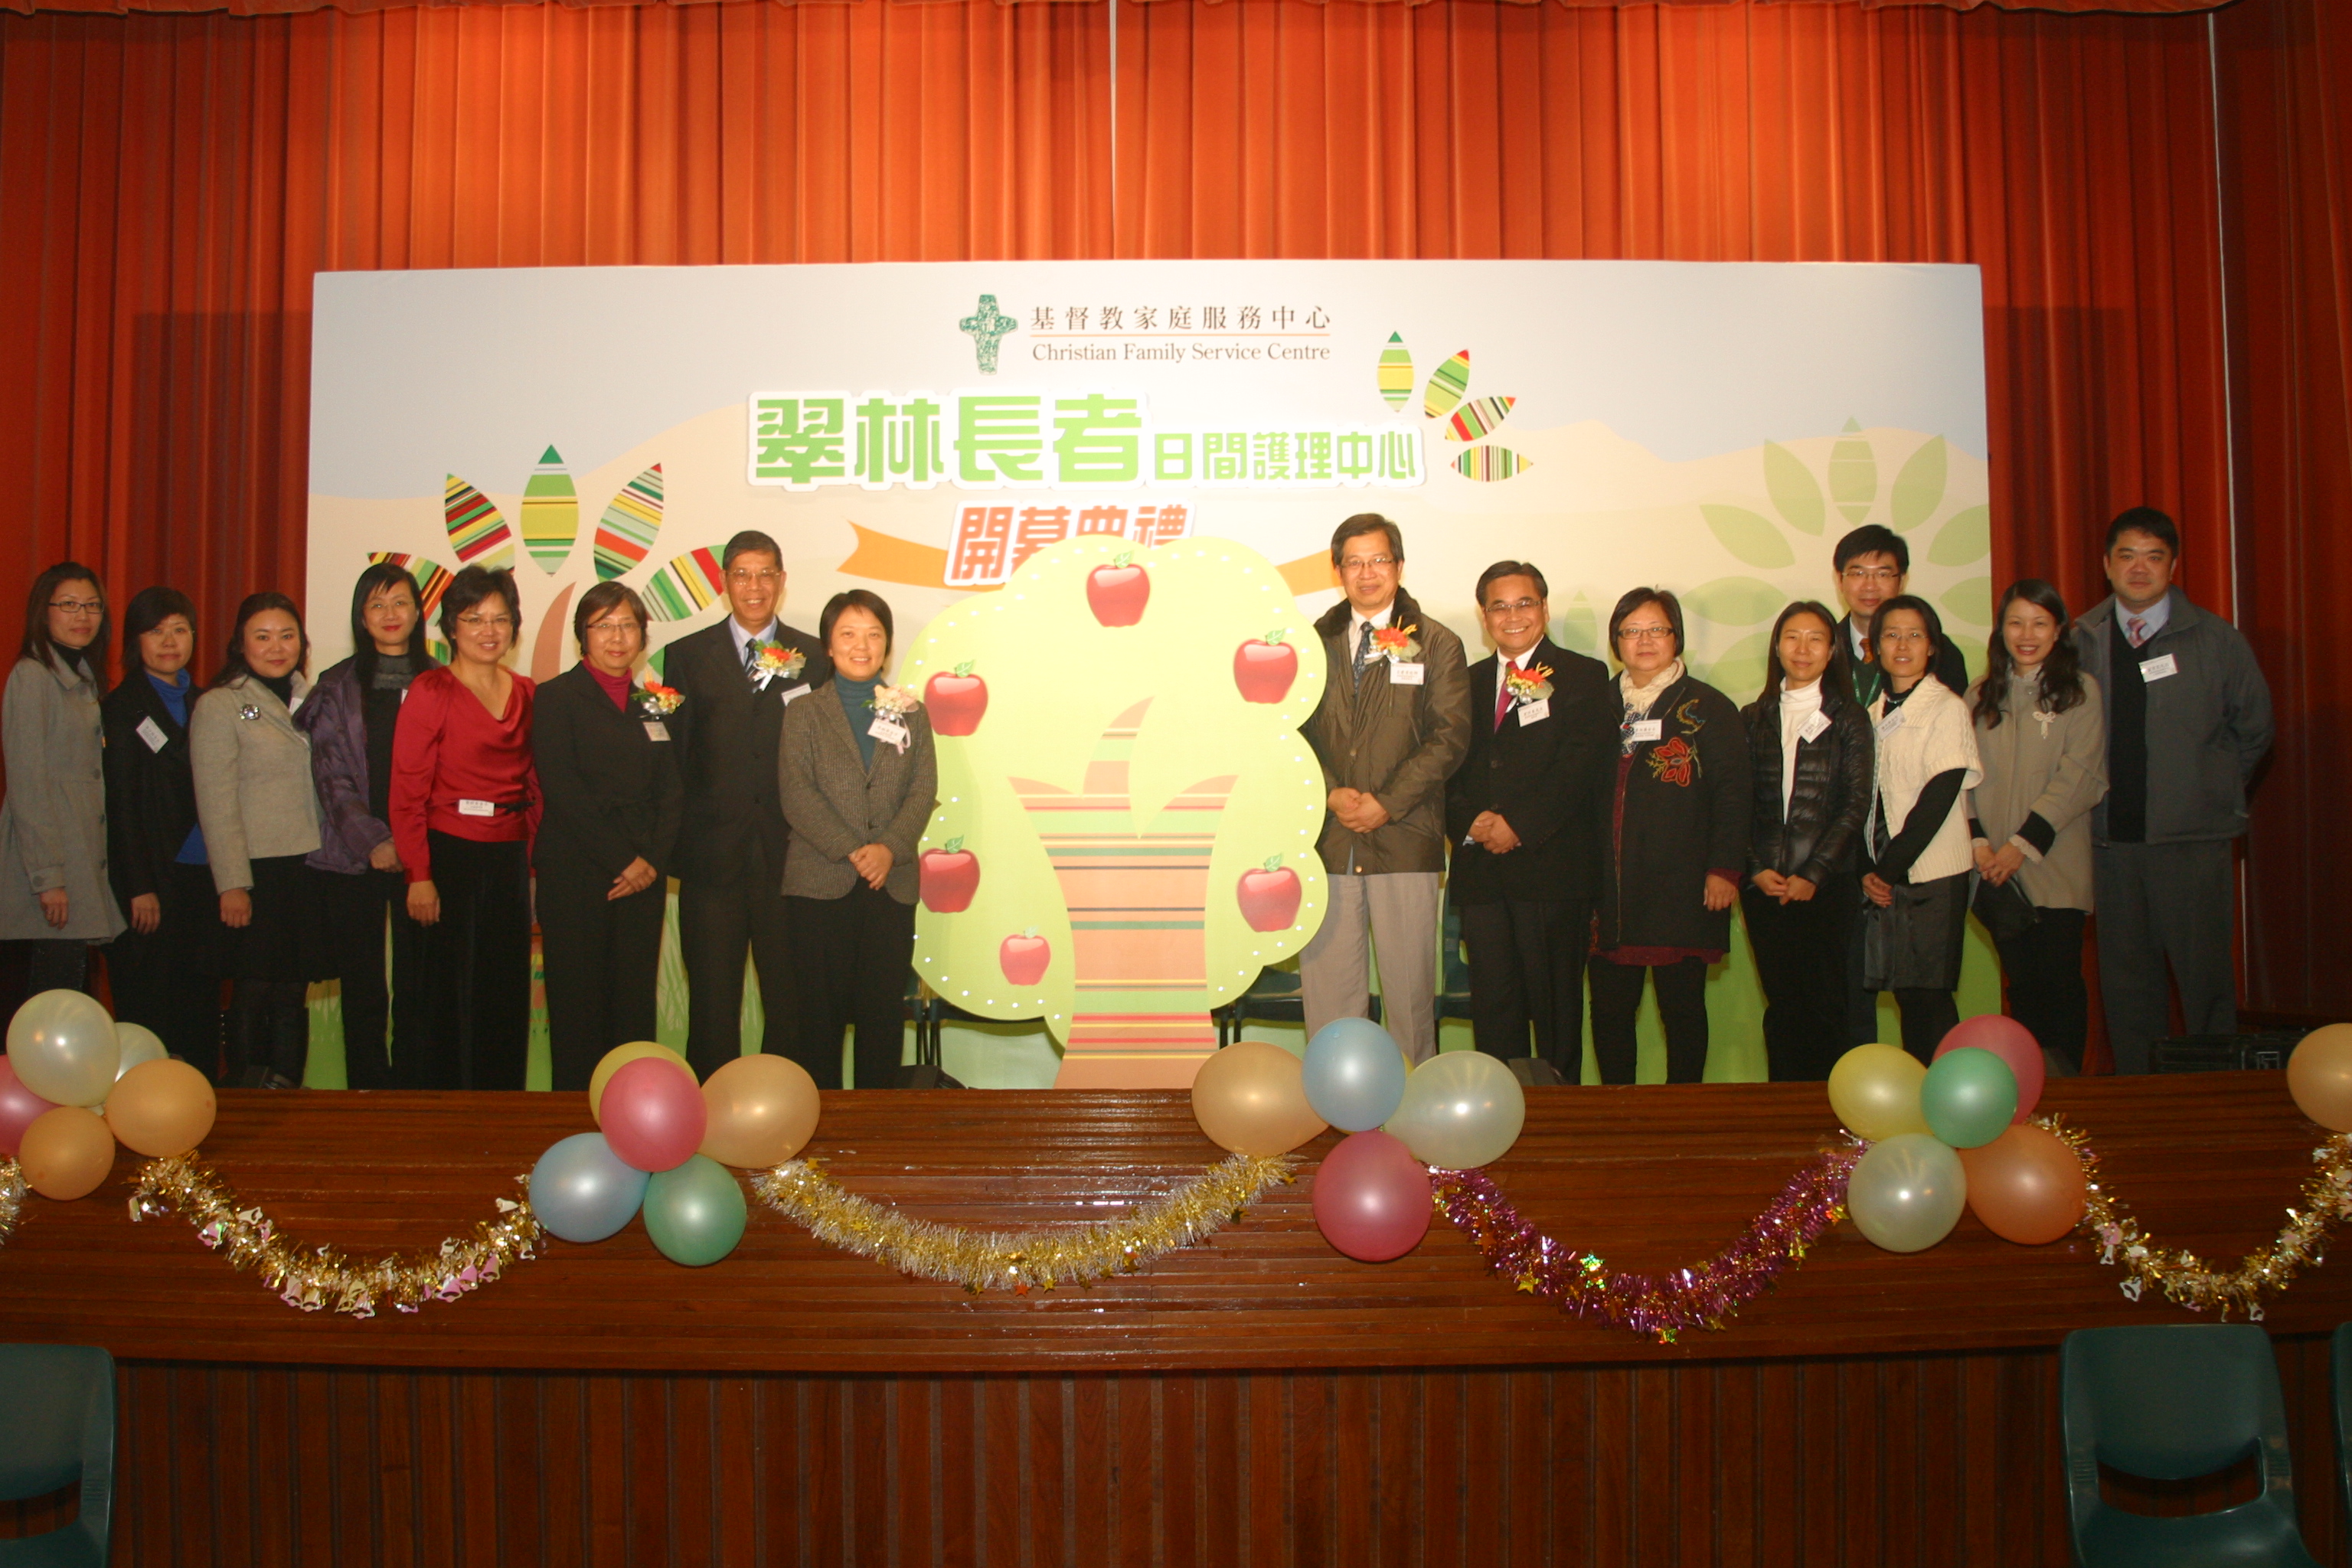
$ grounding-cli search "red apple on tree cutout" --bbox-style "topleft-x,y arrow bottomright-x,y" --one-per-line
1236,856 -> 1302,933
999,929 -> 1050,986
1233,630 -> 1298,704
926,662 -> 988,736
1086,552 -> 1150,627
920,838 -> 980,913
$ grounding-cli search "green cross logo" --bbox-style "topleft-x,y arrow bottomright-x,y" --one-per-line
959,294 -> 1017,375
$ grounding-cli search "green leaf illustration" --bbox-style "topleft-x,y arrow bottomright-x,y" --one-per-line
1763,442 -> 1825,534
1700,505 -> 1796,570
1701,632 -> 1769,702
1684,577 -> 1788,627
1829,418 -> 1876,525
521,445 -> 579,575
1926,503 -> 1990,567
1890,436 -> 1947,532
1377,332 -> 1414,410
1939,576 -> 1993,627
594,464 -> 665,581
1424,351 -> 1471,420
1557,593 -> 1598,656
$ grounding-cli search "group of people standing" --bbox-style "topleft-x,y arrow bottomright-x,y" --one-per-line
1302,505 -> 2272,1082
0,530 -> 937,1094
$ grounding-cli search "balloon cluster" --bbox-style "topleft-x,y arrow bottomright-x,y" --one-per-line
528,1044 -> 819,1267
1828,1015 -> 2082,1253
3,990 -> 216,1199
1188,1022 -> 1527,1263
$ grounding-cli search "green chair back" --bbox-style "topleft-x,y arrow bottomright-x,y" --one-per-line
0,1343 -> 114,1568
2331,1321 -> 2352,1537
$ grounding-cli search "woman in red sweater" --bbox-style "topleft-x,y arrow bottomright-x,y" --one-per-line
390,565 -> 538,1089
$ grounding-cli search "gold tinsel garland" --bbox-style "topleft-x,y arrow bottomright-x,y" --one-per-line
0,1158 -> 21,1246
2058,1118 -> 2352,1321
128,1153 -> 544,1318
752,1152 -> 1295,1294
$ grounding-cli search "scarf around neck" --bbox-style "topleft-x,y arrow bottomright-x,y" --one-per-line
1618,658 -> 1685,717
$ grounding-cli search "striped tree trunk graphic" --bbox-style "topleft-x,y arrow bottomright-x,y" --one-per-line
1009,700 -> 1236,1088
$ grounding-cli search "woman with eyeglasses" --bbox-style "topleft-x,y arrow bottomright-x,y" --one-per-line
190,592 -> 328,1088
1589,588 -> 1750,1084
1860,594 -> 1983,1061
533,583 -> 681,1092
1,564 -> 125,995
295,563 -> 438,1089
1966,580 -> 2107,1074
103,587 -> 222,1075
389,565 -> 538,1090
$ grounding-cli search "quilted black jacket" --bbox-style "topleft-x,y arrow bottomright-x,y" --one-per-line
1740,684 -> 1874,884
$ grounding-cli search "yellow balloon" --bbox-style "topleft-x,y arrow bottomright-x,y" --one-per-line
1828,1044 -> 1932,1142
20,1106 -> 116,1200
589,1042 -> 695,1125
700,1054 -> 821,1168
1191,1041 -> 1327,1156
106,1059 -> 217,1158
2288,1024 -> 2352,1132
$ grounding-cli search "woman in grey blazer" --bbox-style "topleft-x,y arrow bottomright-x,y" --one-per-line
0,562 -> 124,995
777,590 -> 936,1090
191,592 -> 325,1087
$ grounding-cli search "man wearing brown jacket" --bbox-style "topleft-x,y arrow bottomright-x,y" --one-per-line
1299,515 -> 1472,1063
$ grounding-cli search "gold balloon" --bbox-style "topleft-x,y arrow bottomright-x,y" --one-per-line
700,1054 -> 822,1168
20,1106 -> 116,1200
1828,1044 -> 1932,1142
589,1042 -> 695,1125
105,1059 -> 217,1158
1191,1040 -> 1327,1156
2288,1024 -> 2352,1132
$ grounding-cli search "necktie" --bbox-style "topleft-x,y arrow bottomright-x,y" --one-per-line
1494,664 -> 1514,730
1351,620 -> 1374,688
2128,615 -> 2148,648
743,636 -> 763,688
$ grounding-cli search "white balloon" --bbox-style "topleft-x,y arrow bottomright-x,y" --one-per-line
114,1022 -> 168,1079
1384,1050 -> 1527,1169
1847,1134 -> 1968,1253
6,989 -> 120,1108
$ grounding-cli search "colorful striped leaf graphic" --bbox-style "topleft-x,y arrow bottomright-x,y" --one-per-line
1446,396 -> 1515,443
443,475 -> 515,570
642,547 -> 726,622
1423,351 -> 1471,420
366,551 -> 454,619
1452,446 -> 1531,482
595,465 -> 665,581
520,446 -> 579,574
1377,333 -> 1415,410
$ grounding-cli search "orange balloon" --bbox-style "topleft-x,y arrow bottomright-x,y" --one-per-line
19,1106 -> 117,1200
589,1042 -> 695,1125
1191,1040 -> 1327,1156
1958,1123 -> 2086,1245
2288,1024 -> 2352,1132
105,1059 -> 217,1158
699,1054 -> 821,1168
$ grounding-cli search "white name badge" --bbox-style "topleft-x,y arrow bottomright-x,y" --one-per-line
1626,719 -> 1663,743
869,717 -> 910,750
644,722 -> 671,742
1875,708 -> 1906,740
1799,710 -> 1833,744
1517,698 -> 1550,727
136,716 -> 169,753
1389,662 -> 1425,686
456,799 -> 497,818
2139,653 -> 2180,681
779,684 -> 810,706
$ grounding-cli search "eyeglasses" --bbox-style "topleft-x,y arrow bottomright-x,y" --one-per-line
1617,625 -> 1675,642
1485,599 -> 1542,615
48,599 -> 102,616
1880,628 -> 1930,645
585,618 -> 642,637
456,613 -> 514,632
1841,567 -> 1901,586
727,569 -> 783,586
364,597 -> 415,615
1338,556 -> 1396,572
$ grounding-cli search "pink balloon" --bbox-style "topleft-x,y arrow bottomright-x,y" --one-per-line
600,1056 -> 709,1173
0,1057 -> 60,1158
1311,1130 -> 1433,1263
1935,1014 -> 2046,1122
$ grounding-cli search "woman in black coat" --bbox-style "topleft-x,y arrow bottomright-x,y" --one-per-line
1740,600 -> 1873,1083
1590,588 -> 1749,1085
102,587 -> 222,1076
533,582 -> 684,1092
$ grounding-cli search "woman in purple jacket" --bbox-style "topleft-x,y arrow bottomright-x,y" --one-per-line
295,564 -> 436,1089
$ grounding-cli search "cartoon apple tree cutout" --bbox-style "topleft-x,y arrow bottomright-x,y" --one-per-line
904,535 -> 1328,1089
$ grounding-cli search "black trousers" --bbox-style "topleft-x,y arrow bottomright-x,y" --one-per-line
412,831 -> 531,1090
1589,956 -> 1710,1085
538,867 -> 666,1093
1459,896 -> 1590,1077
679,842 -> 800,1080
1843,907 -> 1880,1050
24,937 -> 92,998
786,884 -> 913,1089
106,861 -> 221,1079
1994,906 -> 2089,1076
319,866 -> 425,1091
1741,877 -> 1857,1083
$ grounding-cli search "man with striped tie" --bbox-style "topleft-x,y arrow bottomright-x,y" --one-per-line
2074,507 -> 2272,1074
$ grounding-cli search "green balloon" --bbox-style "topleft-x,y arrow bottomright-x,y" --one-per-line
642,1155 -> 747,1267
1920,1047 -> 2018,1149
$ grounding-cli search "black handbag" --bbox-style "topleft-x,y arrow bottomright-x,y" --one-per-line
1971,873 -> 2038,942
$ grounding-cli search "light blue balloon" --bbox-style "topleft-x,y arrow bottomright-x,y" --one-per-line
1302,1017 -> 1410,1132
644,1155 -> 749,1267
529,1132 -> 649,1244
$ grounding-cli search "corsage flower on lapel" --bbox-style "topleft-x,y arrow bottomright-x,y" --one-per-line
1504,663 -> 1555,703
632,681 -> 683,720
1374,624 -> 1423,662
869,684 -> 920,720
751,641 -> 807,683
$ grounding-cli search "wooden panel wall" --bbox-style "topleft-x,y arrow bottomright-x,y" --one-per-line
0,1342 -> 2341,1567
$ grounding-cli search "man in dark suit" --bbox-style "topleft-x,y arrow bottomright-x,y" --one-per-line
1444,561 -> 1615,1078
662,529 -> 831,1078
